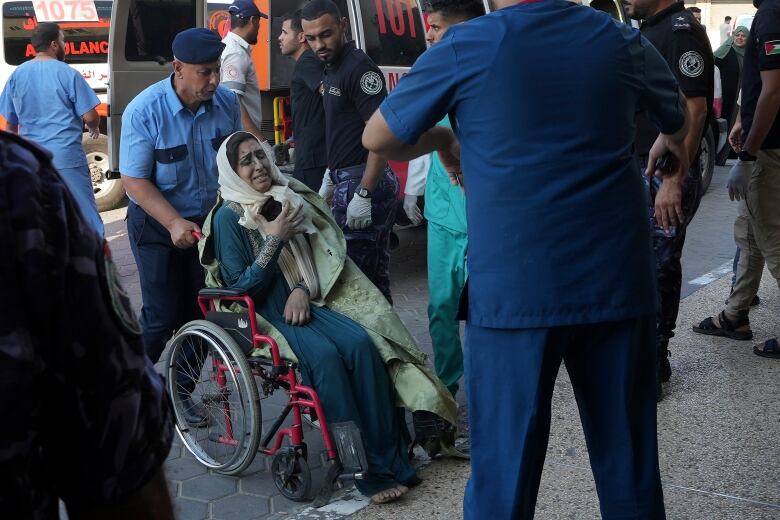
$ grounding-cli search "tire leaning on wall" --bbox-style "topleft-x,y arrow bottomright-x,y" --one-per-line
84,133 -> 126,212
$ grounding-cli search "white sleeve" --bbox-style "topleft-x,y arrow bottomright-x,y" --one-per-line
220,51 -> 247,95
404,154 -> 431,196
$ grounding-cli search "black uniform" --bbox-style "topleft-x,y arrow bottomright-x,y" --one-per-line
0,132 -> 173,518
636,1 -> 714,371
321,41 -> 399,302
291,48 -> 327,191
742,0 -> 780,149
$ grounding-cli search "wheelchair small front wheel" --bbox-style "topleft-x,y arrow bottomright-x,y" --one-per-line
166,320 -> 262,475
272,448 -> 312,501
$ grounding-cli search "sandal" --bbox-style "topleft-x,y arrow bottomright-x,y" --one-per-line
693,311 -> 753,341
754,338 -> 780,359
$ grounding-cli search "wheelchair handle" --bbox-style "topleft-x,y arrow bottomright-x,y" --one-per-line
191,230 -> 204,241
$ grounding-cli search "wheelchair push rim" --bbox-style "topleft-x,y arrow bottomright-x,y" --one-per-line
166,320 -> 262,475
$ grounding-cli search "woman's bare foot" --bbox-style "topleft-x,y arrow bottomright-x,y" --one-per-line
371,485 -> 408,504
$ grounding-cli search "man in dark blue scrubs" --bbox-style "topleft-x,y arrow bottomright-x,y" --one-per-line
363,0 -> 691,517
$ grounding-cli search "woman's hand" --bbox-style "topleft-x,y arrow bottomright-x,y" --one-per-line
284,288 -> 311,326
258,202 -> 304,241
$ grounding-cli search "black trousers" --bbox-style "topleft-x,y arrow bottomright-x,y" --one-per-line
126,202 -> 205,363
293,166 -> 326,193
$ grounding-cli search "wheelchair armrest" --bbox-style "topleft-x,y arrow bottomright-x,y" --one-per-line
198,288 -> 247,298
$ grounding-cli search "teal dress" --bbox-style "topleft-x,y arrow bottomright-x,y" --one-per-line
212,201 -> 418,495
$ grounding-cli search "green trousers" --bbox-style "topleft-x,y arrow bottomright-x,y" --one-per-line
427,221 -> 468,397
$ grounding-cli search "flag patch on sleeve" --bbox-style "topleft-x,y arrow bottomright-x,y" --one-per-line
766,40 -> 780,55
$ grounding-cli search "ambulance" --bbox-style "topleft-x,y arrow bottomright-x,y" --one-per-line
107,0 -> 428,196
0,0 -> 122,210
0,0 -> 426,212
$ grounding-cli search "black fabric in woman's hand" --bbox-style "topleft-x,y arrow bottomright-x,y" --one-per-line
261,199 -> 283,221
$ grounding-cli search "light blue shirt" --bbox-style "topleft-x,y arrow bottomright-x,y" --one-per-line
120,76 -> 242,218
0,60 -> 99,170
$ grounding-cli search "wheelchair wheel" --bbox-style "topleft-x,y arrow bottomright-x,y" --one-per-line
272,447 -> 312,501
166,320 -> 261,475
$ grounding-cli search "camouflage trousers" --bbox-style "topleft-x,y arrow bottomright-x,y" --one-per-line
643,160 -> 703,349
330,165 -> 399,303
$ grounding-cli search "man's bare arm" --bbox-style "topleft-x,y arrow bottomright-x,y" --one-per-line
83,108 -> 100,136
743,69 -> 780,155
239,100 -> 266,142
121,176 -> 199,248
358,150 -> 387,192
681,96 -> 707,166
363,109 -> 456,161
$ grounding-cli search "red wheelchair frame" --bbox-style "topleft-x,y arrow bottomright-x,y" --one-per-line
196,291 -> 339,464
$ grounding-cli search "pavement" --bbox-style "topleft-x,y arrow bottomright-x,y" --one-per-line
96,165 -> 778,519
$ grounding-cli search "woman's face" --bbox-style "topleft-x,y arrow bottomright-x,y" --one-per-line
734,31 -> 747,48
236,139 -> 273,193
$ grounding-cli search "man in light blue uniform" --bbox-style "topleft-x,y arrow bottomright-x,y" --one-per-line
363,0 -> 692,517
120,28 -> 241,424
0,22 -> 103,235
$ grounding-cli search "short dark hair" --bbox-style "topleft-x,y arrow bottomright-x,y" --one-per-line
725,16 -> 732,21
226,132 -> 259,172
282,9 -> 303,33
300,0 -> 342,22
422,0 -> 485,21
31,22 -> 61,52
687,6 -> 701,13
230,13 -> 253,29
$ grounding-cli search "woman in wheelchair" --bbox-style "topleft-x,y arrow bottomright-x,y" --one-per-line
200,131 -> 458,503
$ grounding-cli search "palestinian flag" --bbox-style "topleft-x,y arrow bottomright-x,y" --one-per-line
766,40 -> 780,55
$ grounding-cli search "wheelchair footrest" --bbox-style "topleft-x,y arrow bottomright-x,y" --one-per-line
330,421 -> 367,473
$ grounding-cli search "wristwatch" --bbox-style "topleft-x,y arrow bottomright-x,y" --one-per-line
355,186 -> 372,198
738,150 -> 757,162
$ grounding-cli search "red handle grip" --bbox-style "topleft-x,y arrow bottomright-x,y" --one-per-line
191,230 -> 204,240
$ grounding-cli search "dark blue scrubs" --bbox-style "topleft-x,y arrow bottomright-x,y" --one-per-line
379,2 -> 685,517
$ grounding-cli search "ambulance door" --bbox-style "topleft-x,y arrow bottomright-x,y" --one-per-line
107,0 -> 206,175
351,0 -> 426,91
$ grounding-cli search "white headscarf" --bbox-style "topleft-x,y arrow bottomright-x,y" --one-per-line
217,132 -> 320,299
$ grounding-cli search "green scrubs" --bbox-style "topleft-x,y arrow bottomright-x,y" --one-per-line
424,118 -> 468,397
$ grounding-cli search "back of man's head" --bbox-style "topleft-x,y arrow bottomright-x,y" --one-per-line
725,16 -> 731,22
422,0 -> 485,22
282,9 -> 303,33
301,0 -> 342,22
31,22 -> 60,52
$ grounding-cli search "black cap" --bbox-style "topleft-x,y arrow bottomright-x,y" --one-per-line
172,28 -> 225,64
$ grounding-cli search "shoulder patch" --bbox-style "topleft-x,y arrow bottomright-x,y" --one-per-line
766,40 -> 780,56
672,15 -> 691,31
359,71 -> 383,95
679,50 -> 704,78
225,64 -> 240,79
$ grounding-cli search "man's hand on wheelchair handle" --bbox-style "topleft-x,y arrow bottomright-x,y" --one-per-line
168,217 -> 201,248
284,288 -> 311,326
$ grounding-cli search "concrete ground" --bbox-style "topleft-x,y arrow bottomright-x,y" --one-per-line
347,268 -> 780,519
96,165 -> 778,519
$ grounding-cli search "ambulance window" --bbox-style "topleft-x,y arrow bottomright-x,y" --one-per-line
207,2 -> 232,38
2,1 -> 112,66
124,0 -> 198,62
359,0 -> 426,67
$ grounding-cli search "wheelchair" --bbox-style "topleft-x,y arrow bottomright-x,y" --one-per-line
165,287 -> 367,505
